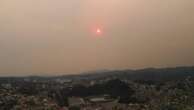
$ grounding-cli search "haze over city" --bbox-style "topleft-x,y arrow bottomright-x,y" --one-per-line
0,0 -> 194,76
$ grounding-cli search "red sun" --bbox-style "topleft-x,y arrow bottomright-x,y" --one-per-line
91,25 -> 103,37
95,28 -> 102,35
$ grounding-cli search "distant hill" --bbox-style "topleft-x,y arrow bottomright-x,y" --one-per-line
0,66 -> 194,82
60,66 -> 194,81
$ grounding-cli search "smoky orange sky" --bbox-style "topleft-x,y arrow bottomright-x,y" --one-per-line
0,0 -> 194,76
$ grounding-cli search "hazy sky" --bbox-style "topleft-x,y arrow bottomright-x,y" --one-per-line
0,0 -> 194,76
